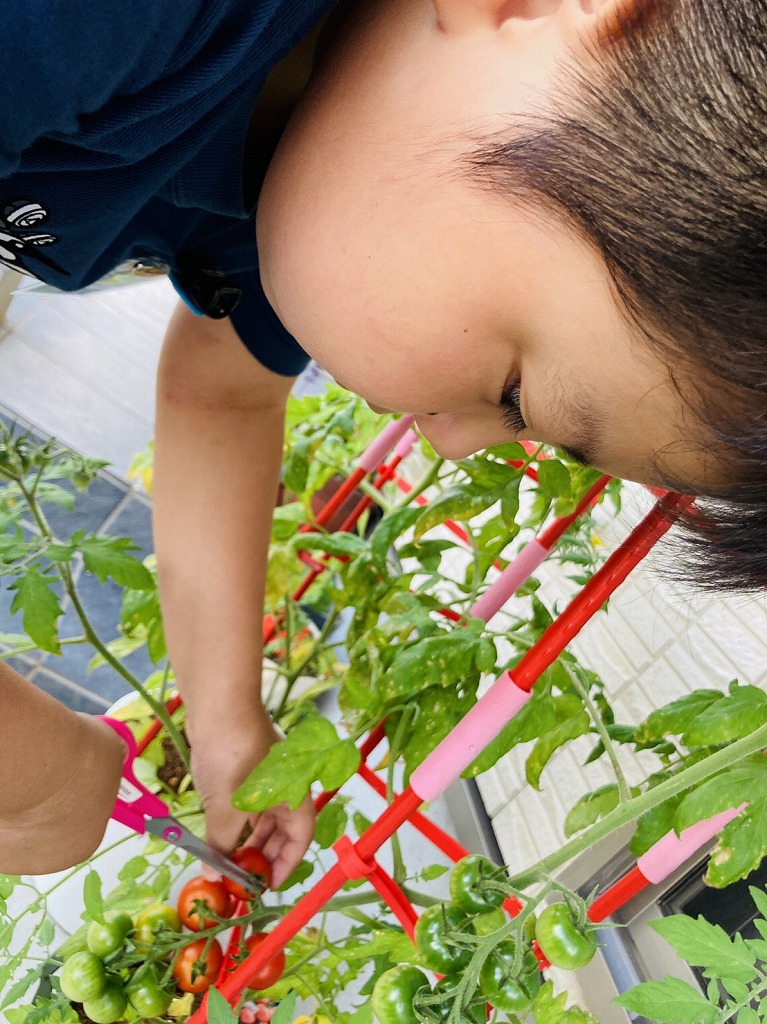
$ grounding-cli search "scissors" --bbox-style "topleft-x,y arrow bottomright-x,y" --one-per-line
99,715 -> 263,893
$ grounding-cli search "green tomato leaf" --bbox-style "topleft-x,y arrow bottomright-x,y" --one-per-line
421,864 -> 450,881
233,716 -> 361,811
736,1010 -> 760,1024
8,565 -> 63,654
525,710 -> 590,790
564,785 -> 621,837
269,990 -> 297,1024
207,987 -> 240,1024
706,800 -> 767,888
277,859 -> 314,891
500,477 -> 522,532
675,759 -> 765,832
635,690 -> 725,743
118,856 -> 149,883
315,800 -> 349,849
683,684 -> 767,747
749,885 -> 767,923
537,459 -> 572,501
82,870 -> 105,924
650,915 -> 758,984
370,506 -> 422,569
414,486 -> 502,541
77,534 -> 154,590
614,977 -> 721,1024
531,981 -> 598,1024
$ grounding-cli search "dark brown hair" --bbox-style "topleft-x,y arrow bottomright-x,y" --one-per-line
467,1 -> 767,591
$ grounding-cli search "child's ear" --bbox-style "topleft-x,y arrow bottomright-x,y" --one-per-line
431,0 -> 647,37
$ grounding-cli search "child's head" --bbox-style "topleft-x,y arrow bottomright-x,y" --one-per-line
257,0 -> 766,589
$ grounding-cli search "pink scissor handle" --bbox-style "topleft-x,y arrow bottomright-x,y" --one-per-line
99,716 -> 170,832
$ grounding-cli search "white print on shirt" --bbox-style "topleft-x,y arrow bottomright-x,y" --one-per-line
0,199 -> 67,278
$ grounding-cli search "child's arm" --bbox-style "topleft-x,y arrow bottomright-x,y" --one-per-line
153,302 -> 314,888
0,661 -> 125,874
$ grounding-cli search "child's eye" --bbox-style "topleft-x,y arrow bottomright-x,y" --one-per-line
499,380 -> 527,434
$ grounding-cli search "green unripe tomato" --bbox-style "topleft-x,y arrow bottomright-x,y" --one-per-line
432,975 -> 487,1024
414,902 -> 474,975
449,856 -> 505,916
59,950 -> 107,1003
372,965 -> 428,1024
86,911 -> 133,957
133,902 -> 181,952
535,904 -> 598,970
126,965 -> 173,1018
479,939 -> 541,1014
82,979 -> 128,1024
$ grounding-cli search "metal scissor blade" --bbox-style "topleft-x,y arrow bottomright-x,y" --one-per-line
145,817 -> 264,893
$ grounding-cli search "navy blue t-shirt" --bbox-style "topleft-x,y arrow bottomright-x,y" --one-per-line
0,0 -> 333,374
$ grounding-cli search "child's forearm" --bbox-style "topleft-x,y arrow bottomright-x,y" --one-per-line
0,661 -> 125,874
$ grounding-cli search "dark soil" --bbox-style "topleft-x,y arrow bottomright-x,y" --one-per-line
156,734 -> 189,793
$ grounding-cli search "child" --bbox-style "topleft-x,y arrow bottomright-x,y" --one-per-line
1,0 -> 764,885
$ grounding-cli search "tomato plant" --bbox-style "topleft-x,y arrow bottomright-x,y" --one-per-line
59,950 -> 107,1003
172,937 -> 224,995
534,904 -> 597,970
177,875 -> 233,930
243,932 -> 286,990
414,903 -> 474,975
372,965 -> 428,1024
222,847 -> 271,901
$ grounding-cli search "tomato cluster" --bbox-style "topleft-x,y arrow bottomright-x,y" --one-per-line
372,856 -> 587,1024
59,847 -> 283,1023
58,906 -> 178,1023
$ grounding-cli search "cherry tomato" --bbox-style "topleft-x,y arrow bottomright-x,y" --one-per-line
243,933 -> 286,991
429,975 -> 487,1024
371,965 -> 428,1024
172,937 -> 224,995
414,903 -> 474,975
449,856 -> 505,916
86,911 -> 133,957
126,965 -> 173,1017
134,902 -> 182,951
535,904 -> 597,971
177,876 -> 233,931
82,979 -> 128,1024
59,950 -> 107,1002
223,848 -> 271,901
479,939 -> 541,1014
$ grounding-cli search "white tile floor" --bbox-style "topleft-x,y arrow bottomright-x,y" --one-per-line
0,277 -> 176,477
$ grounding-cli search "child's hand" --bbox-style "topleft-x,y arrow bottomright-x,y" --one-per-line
189,709 -> 315,889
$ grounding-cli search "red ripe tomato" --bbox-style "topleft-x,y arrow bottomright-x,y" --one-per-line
172,937 -> 224,995
243,933 -> 286,991
177,876 -> 233,931
222,848 -> 271,902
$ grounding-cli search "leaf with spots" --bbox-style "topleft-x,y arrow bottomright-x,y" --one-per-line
232,716 -> 360,811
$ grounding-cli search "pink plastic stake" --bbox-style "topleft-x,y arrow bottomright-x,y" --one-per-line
636,805 -> 746,884
469,540 -> 548,624
97,716 -> 169,832
357,417 -> 415,474
394,428 -> 419,461
410,673 -> 532,802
